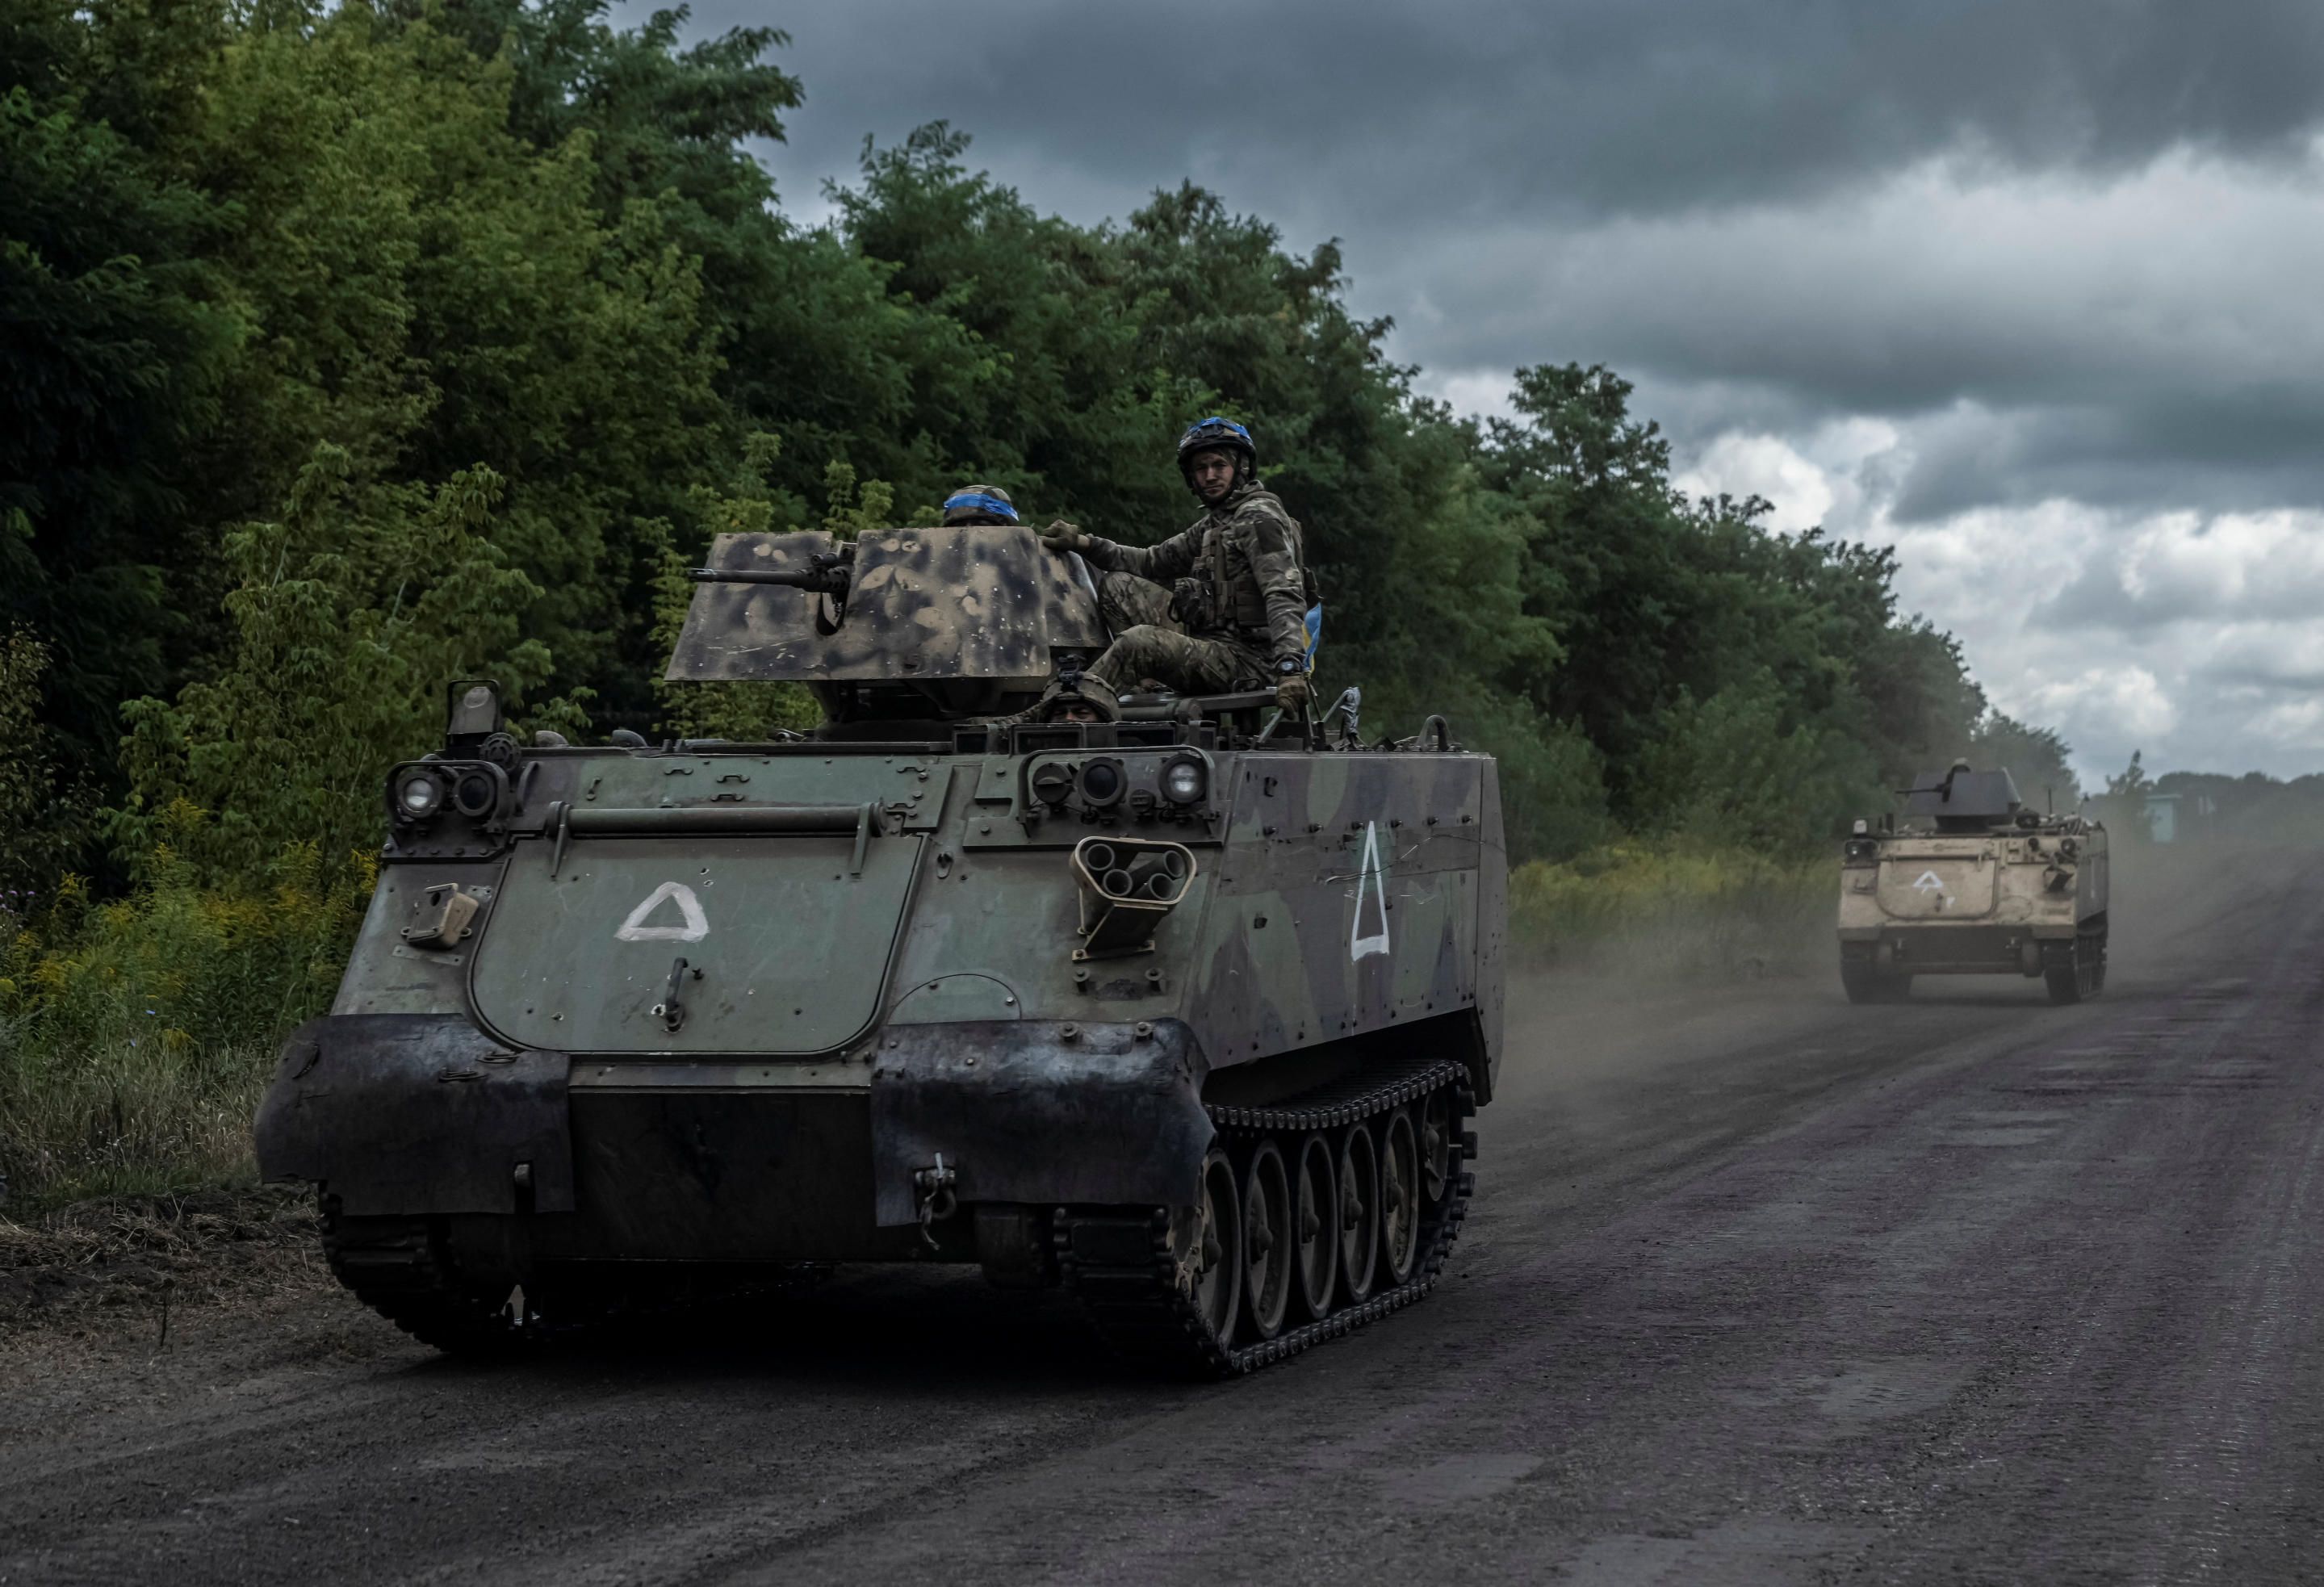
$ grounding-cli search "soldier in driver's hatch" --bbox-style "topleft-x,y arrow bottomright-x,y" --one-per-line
1036,418 -> 1313,722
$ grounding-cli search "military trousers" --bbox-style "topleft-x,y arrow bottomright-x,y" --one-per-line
1089,572 -> 1268,697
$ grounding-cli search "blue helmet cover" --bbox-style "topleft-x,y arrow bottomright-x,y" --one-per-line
941,492 -> 1020,523
1178,417 -> 1255,461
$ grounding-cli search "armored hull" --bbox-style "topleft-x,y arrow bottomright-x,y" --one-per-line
258,523 -> 1505,1373
1836,768 -> 2108,1005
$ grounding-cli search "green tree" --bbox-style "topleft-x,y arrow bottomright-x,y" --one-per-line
187,1 -> 727,729
113,447 -> 556,886
0,0 -> 241,781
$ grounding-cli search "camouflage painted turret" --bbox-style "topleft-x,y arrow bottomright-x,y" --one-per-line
1836,764 -> 2108,1004
256,522 -> 1506,1374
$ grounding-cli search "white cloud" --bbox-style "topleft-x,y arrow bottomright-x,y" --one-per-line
1668,423 -> 2324,781
1674,435 -> 1832,532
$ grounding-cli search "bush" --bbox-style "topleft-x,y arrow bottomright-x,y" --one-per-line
0,841 -> 366,1208
1509,840 -> 1832,981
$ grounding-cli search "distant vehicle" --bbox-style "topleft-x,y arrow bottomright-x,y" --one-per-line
1836,763 -> 2108,1005
256,521 -> 1506,1376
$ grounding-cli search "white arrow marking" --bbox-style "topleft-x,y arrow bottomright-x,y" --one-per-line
1350,820 -> 1392,961
1912,870 -> 1945,896
615,881 -> 710,942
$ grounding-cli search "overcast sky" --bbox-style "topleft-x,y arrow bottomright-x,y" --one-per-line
622,0 -> 2324,784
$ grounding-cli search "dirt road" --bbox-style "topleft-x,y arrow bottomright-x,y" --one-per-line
4,841 -> 2320,1584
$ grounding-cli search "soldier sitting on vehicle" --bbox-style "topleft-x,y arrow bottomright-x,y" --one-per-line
1033,418 -> 1316,722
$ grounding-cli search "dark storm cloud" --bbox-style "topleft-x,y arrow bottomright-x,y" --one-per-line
625,0 -> 2324,527
726,0 -> 2324,224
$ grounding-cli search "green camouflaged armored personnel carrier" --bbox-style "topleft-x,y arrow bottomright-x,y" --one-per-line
1837,764 -> 2108,1006
257,522 -> 1505,1375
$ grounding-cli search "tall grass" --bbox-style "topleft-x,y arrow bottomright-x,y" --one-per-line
1509,841 -> 1833,982
0,838 -> 367,1209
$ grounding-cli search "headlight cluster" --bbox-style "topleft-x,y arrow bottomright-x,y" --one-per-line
1028,752 -> 1208,816
387,761 -> 505,825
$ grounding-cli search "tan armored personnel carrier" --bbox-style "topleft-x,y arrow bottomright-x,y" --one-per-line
256,523 -> 1505,1376
1837,763 -> 2108,1004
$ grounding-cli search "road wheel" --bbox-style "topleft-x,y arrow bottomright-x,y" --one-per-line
1187,1148 -> 1242,1346
1379,1110 -> 1422,1288
1337,1122 -> 1380,1305
1239,1140 -> 1292,1342
1419,1089 -> 1455,1208
1291,1133 -> 1339,1322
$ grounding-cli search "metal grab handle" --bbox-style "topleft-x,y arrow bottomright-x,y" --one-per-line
566,804 -> 869,836
654,957 -> 693,1033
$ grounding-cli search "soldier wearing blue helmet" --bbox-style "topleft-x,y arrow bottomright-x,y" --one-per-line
1038,418 -> 1313,721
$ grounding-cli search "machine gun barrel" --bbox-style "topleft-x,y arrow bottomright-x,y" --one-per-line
689,566 -> 849,594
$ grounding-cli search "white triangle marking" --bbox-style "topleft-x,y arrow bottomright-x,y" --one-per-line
615,881 -> 710,942
1350,821 -> 1392,961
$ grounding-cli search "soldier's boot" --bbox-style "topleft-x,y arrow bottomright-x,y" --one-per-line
995,669 -> 1123,727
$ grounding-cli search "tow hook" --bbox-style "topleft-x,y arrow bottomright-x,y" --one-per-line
912,1154 -> 960,1248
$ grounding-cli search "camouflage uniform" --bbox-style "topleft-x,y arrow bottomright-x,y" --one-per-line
1078,482 -> 1309,697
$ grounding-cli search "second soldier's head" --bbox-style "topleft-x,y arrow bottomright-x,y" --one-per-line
941,484 -> 1020,527
1176,417 -> 1255,505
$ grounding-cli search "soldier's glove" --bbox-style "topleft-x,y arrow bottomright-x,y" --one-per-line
1039,520 -> 1089,555
1275,671 -> 1311,712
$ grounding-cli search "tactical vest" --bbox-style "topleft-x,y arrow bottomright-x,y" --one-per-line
1200,491 -> 1306,634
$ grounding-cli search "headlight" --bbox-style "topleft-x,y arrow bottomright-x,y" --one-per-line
396,772 -> 442,820
1161,756 -> 1206,806
1078,757 -> 1125,809
452,770 -> 498,819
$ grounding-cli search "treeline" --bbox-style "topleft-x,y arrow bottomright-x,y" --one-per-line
4,0 -> 2072,892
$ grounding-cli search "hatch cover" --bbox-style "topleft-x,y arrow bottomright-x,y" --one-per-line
469,833 -> 923,1055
